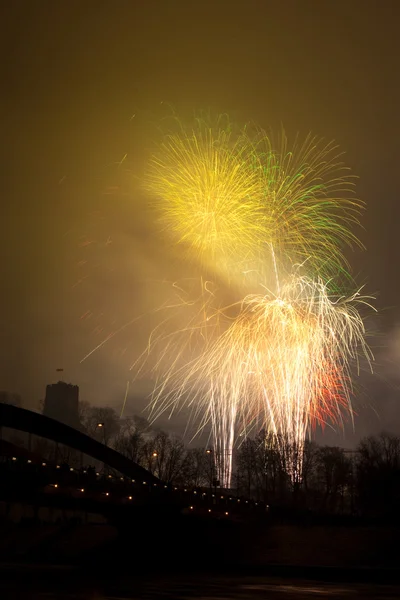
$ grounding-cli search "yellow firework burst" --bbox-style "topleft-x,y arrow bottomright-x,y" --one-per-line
145,117 -> 364,284
144,115 -> 265,278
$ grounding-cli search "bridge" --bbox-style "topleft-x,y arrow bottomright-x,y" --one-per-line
0,403 -> 159,484
0,403 -> 267,523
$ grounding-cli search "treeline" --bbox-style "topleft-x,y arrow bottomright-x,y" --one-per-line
78,404 -> 400,519
38,403 -> 215,488
236,431 -> 400,519
20,402 -> 400,518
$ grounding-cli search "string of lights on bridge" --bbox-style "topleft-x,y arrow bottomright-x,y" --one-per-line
6,455 -> 268,516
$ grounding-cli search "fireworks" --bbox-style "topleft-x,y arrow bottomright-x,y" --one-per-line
145,117 -> 364,285
140,275 -> 373,485
81,112 -> 373,488
144,115 -> 264,281
252,131 -> 364,280
139,115 -> 372,487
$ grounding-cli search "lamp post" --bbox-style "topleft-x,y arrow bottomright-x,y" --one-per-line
97,423 -> 106,474
96,422 -> 106,444
151,451 -> 158,476
206,448 -> 212,491
206,448 -> 219,493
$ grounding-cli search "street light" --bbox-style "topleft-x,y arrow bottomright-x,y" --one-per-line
206,448 -> 216,492
97,422 -> 107,474
97,423 -> 106,442
150,451 -> 158,477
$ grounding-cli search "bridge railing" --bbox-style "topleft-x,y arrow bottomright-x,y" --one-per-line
0,456 -> 268,518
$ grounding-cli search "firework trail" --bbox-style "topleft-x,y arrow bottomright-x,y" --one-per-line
251,130 -> 364,281
138,114 -> 371,486
80,113 -> 372,488
137,273 -> 373,485
145,116 -> 364,285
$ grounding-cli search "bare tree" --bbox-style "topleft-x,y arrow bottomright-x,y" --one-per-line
80,404 -> 120,445
302,440 -> 318,494
315,446 -> 350,513
114,421 -> 146,464
145,431 -> 186,483
356,432 -> 400,517
180,448 -> 208,487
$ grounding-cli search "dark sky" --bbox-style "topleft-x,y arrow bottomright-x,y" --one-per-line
2,0 -> 400,443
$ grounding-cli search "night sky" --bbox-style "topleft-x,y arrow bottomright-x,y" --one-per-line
2,1 -> 400,444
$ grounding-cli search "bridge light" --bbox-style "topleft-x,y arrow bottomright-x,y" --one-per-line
53,484 -> 58,488
225,512 -> 229,516
128,496 -> 132,500
80,488 -> 84,493
189,506 -> 193,510
105,492 -> 109,496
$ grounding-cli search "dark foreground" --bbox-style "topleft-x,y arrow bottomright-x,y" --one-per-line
3,513 -> 400,598
0,565 -> 400,599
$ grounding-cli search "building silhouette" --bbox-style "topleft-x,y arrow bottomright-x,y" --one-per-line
42,381 -> 80,429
